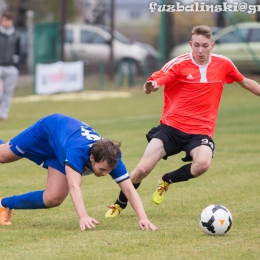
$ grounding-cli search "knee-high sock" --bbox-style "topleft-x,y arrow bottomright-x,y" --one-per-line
0,139 -> 5,145
1,190 -> 47,209
115,183 -> 141,209
162,163 -> 194,184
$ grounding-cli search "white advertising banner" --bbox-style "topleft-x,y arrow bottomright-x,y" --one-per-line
35,61 -> 84,95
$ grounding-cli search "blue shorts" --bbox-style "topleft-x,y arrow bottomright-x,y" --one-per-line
9,127 -> 66,174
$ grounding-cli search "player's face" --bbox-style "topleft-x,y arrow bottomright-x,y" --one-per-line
89,155 -> 113,177
189,34 -> 215,65
1,17 -> 13,29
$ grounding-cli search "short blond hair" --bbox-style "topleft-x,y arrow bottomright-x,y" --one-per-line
191,25 -> 212,39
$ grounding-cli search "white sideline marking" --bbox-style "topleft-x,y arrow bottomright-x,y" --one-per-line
0,114 -> 160,136
12,91 -> 132,103
88,114 -> 160,125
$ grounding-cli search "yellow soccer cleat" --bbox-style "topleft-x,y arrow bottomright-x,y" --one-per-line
0,198 -> 14,225
152,179 -> 170,205
105,204 -> 123,218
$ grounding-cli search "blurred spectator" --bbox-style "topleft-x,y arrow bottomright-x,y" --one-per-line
0,11 -> 20,121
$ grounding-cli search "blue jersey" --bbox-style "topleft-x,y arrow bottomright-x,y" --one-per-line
9,113 -> 129,183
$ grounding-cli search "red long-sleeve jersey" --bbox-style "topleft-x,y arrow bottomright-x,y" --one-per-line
148,53 -> 244,137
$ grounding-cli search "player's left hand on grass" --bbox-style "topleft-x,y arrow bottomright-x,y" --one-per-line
79,216 -> 100,231
139,219 -> 157,231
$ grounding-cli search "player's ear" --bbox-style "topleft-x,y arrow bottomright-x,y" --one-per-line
89,154 -> 94,162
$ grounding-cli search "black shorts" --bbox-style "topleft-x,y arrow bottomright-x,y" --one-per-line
146,124 -> 215,162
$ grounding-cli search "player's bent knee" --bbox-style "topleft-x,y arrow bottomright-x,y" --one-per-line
198,161 -> 211,173
44,198 -> 64,208
44,194 -> 67,208
193,160 -> 211,175
135,165 -> 151,179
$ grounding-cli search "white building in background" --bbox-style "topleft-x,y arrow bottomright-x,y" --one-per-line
0,0 -> 7,17
114,0 -> 153,22
83,0 -> 106,24
77,0 -> 153,24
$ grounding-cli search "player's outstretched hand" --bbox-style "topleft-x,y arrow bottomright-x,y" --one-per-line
143,81 -> 159,94
79,216 -> 100,231
139,219 -> 158,231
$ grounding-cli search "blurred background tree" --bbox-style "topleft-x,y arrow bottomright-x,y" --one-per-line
165,0 -> 174,60
7,0 -> 77,24
4,0 -> 260,47
3,0 -> 260,72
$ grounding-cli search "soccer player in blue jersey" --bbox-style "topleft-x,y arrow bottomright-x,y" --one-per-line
0,113 -> 157,231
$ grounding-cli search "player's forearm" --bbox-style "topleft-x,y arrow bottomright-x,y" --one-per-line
119,180 -> 148,220
240,78 -> 260,96
69,185 -> 89,218
128,190 -> 148,220
66,166 -> 89,218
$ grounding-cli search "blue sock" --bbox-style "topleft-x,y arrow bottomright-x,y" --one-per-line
1,190 -> 47,209
0,139 -> 5,145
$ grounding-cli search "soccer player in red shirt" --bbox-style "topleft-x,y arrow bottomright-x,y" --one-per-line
105,25 -> 260,217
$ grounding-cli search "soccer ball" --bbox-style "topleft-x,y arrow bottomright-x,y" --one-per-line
199,204 -> 232,236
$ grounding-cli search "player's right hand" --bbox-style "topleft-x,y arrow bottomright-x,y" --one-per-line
79,216 -> 100,231
143,81 -> 159,94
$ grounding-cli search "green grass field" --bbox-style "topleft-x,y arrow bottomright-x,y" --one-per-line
0,81 -> 260,260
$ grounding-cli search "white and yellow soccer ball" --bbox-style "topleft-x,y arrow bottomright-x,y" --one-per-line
200,204 -> 232,236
